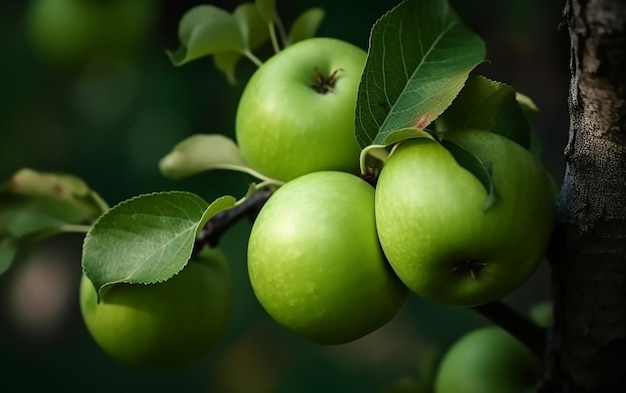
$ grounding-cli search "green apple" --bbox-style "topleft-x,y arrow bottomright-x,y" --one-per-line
79,247 -> 232,370
235,37 -> 366,182
375,130 -> 555,307
26,0 -> 158,65
434,326 -> 540,393
247,171 -> 408,345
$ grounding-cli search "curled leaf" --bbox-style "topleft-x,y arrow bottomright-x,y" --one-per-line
159,134 -> 272,182
167,5 -> 245,66
436,75 -> 532,149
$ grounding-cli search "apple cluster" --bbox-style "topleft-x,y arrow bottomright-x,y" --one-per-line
240,38 -> 556,344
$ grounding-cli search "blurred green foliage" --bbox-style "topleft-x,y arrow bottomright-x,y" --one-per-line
0,1 -> 568,392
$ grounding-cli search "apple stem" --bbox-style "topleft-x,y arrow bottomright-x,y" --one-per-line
471,300 -> 547,359
269,22 -> 281,54
191,187 -> 275,256
311,67 -> 343,94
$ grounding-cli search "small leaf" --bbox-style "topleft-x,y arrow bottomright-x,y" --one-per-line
288,8 -> 325,44
359,144 -> 389,182
159,134 -> 272,181
0,168 -> 107,237
197,195 -> 238,236
436,75 -> 532,149
440,140 -> 498,210
355,0 -> 486,149
235,3 -> 271,50
383,128 -> 436,147
516,92 -> 539,120
0,237 -> 17,275
167,5 -> 245,66
255,0 -> 276,23
214,51 -> 242,85
516,92 -> 543,158
82,192 -> 236,299
214,3 -> 271,84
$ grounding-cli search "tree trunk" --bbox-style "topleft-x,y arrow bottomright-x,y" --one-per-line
540,0 -> 626,391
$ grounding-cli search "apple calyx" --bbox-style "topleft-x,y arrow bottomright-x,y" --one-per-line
452,259 -> 487,280
311,67 -> 344,94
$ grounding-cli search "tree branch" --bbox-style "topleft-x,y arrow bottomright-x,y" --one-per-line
192,187 -> 275,256
472,300 -> 548,359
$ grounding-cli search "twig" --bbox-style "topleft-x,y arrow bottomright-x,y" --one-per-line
191,188 -> 275,256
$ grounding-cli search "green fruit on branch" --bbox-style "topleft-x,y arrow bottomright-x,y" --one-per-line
375,129 -> 555,307
247,171 -> 408,344
434,326 -> 540,393
236,37 -> 366,182
79,247 -> 232,370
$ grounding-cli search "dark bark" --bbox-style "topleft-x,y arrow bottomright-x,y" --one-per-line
539,0 -> 626,391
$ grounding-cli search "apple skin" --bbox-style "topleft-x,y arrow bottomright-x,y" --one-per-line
235,37 -> 366,182
375,130 -> 555,307
247,171 -> 408,345
26,0 -> 158,65
79,247 -> 232,370
434,326 -> 540,393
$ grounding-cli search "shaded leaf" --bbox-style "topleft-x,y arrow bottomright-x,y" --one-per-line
436,75 -> 532,149
355,0 -> 486,149
0,237 -> 16,275
383,128 -> 436,147
0,168 -> 107,275
213,3 -> 271,84
214,51 -> 242,85
516,92 -> 539,120
0,168 -> 107,237
288,8 -> 325,44
167,5 -> 244,66
235,3 -> 270,50
440,140 -> 498,210
516,92 -> 543,157
255,0 -> 276,23
82,192 -> 236,299
159,134 -> 272,181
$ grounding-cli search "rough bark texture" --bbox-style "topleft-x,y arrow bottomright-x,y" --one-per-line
540,0 -> 626,391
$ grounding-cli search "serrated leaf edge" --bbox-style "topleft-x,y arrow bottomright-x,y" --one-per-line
81,191 -> 209,299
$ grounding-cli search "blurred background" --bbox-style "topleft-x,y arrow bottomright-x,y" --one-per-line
0,0 -> 569,392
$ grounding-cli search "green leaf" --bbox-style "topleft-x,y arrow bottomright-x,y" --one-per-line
214,51 -> 243,85
383,128 -> 436,147
0,168 -> 108,276
159,134 -> 274,182
167,5 -> 245,66
516,92 -> 543,157
235,3 -> 271,50
81,192 -> 237,299
0,237 -> 16,275
440,139 -> 498,210
516,92 -> 539,120
0,168 -> 107,237
355,0 -> 486,149
288,8 -> 325,44
213,3 -> 271,84
255,0 -> 276,23
436,75 -> 532,149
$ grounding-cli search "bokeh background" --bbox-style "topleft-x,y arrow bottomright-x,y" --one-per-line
0,0 -> 569,392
